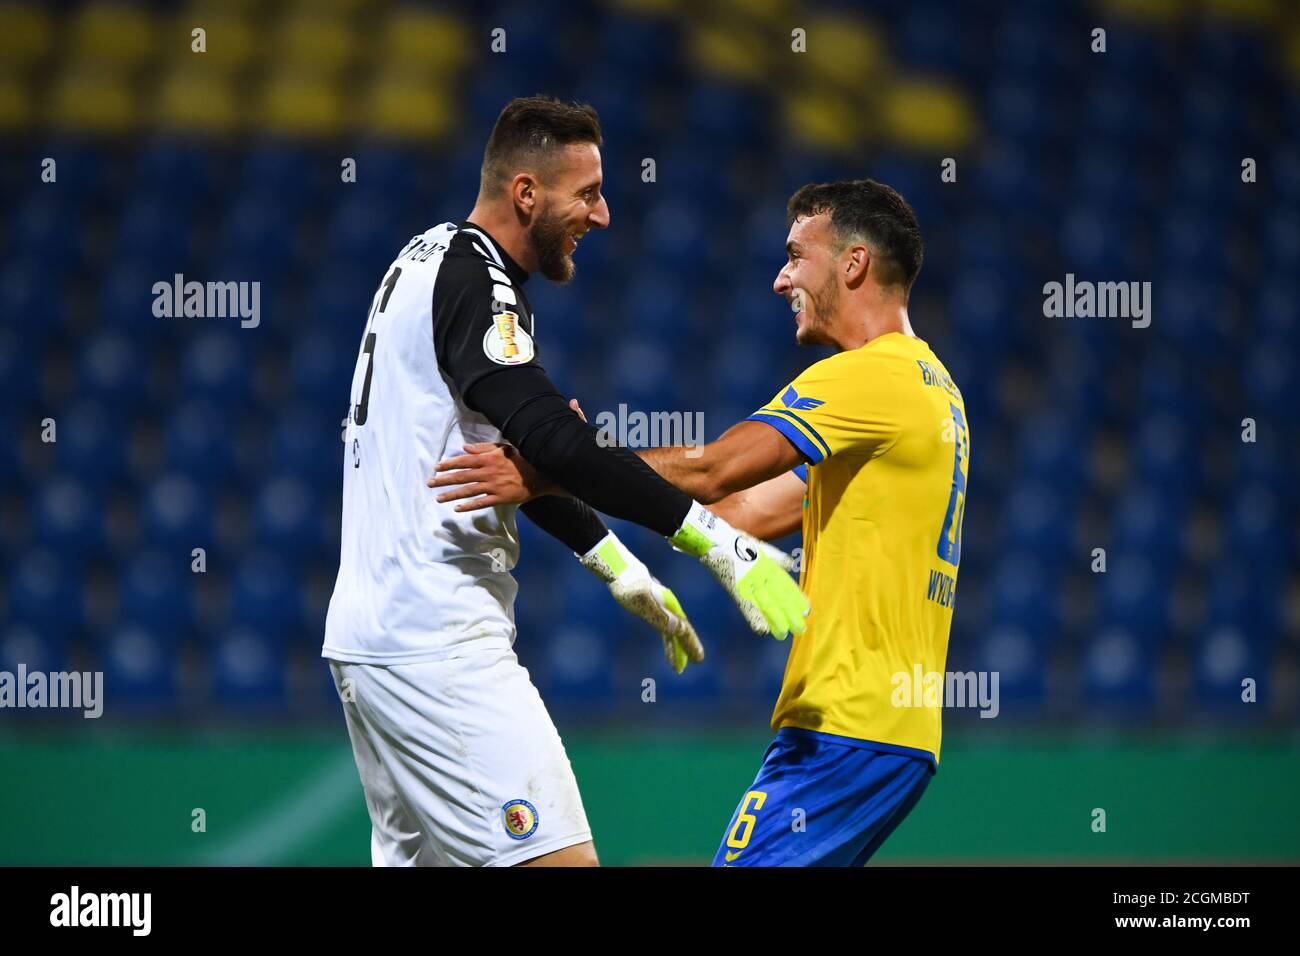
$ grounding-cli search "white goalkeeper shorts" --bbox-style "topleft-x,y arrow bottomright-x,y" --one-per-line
327,642 -> 592,867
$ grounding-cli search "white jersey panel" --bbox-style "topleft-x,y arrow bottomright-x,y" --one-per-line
323,223 -> 522,664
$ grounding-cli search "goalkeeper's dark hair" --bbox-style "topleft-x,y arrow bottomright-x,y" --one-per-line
787,179 -> 924,297
480,95 -> 603,198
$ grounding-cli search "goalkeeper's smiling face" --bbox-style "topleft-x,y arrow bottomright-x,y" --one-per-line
774,212 -> 841,348
529,142 -> 610,283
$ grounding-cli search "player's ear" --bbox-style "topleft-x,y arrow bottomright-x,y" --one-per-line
844,243 -> 870,287
511,173 -> 538,217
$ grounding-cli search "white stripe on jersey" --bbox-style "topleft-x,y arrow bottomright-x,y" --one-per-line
462,226 -> 505,268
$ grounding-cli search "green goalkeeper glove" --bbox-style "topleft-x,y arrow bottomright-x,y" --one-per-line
669,502 -> 809,640
579,531 -> 705,674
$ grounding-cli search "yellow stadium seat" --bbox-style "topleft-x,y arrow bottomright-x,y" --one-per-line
358,72 -> 454,141
800,15 -> 888,91
285,0 -> 380,13
380,9 -> 472,75
50,67 -> 139,133
0,72 -> 34,130
69,2 -> 158,71
710,0 -> 793,27
686,19 -> 770,83
169,8 -> 261,71
155,68 -> 242,134
256,70 -> 347,136
275,11 -> 358,75
0,3 -> 54,68
782,86 -> 866,151
880,79 -> 975,151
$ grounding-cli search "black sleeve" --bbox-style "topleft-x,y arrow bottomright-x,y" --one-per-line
432,257 -> 692,537
520,496 -> 608,555
469,368 -> 692,537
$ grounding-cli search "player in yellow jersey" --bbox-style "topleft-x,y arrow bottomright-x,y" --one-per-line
429,178 -> 969,866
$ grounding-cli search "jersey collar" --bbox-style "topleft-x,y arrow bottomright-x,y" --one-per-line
458,220 -> 530,286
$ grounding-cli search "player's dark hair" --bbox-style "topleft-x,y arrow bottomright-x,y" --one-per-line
480,95 -> 603,198
787,179 -> 924,296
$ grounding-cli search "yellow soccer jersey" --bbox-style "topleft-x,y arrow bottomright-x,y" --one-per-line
747,332 -> 969,765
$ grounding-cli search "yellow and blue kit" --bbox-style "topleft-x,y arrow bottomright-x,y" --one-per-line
714,332 -> 969,866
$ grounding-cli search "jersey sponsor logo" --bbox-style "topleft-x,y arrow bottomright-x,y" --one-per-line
502,799 -> 539,840
780,385 -> 825,411
482,311 -> 535,365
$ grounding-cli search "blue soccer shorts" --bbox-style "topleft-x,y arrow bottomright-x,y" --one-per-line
712,727 -> 935,867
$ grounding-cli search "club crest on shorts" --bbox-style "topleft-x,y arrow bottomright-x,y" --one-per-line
502,799 -> 539,840
483,311 -> 535,366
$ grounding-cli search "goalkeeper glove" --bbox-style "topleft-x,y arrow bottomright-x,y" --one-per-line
579,531 -> 705,674
669,501 -> 809,640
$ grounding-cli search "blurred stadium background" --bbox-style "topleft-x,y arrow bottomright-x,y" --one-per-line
1,0 -> 1298,864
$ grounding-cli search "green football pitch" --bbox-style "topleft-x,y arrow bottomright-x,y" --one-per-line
2,728 -> 1297,865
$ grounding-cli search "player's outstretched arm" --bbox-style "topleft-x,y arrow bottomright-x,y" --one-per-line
518,496 -> 704,673
431,418 -> 805,514
638,419 -> 806,505
708,470 -> 806,541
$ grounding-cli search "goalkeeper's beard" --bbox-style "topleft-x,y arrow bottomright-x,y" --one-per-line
529,202 -> 576,283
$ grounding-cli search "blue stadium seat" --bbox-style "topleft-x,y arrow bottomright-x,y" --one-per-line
57,400 -> 129,491
1113,485 -> 1183,575
0,623 -> 64,675
271,404 -> 343,475
166,400 -> 235,488
211,626 -> 287,706
228,551 -> 303,637
1082,627 -> 1156,717
102,623 -> 180,708
116,195 -> 192,273
120,549 -> 195,639
80,331 -> 150,410
987,553 -> 1060,642
1097,555 -> 1169,646
1192,626 -> 1261,716
140,473 -> 213,555
254,474 -> 321,559
9,549 -> 82,644
180,331 -> 251,405
35,475 -> 102,559
976,624 -> 1046,714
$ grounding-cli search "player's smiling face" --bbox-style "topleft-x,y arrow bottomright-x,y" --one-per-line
774,213 -> 839,347
529,142 -> 610,283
